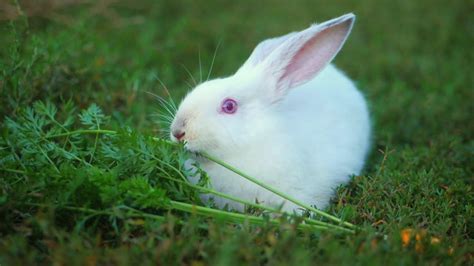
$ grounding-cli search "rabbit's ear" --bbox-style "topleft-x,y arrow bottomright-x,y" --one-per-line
264,13 -> 355,98
240,31 -> 298,69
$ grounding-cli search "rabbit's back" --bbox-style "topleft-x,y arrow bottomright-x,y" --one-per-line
280,64 -> 370,184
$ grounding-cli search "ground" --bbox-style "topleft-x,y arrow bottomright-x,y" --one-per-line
0,0 -> 472,265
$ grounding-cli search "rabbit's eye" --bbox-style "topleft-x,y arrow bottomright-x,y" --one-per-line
221,98 -> 238,114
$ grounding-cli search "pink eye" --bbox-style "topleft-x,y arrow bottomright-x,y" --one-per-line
221,98 -> 238,114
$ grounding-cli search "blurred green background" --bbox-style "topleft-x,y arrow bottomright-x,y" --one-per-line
2,0 -> 471,142
0,0 -> 472,264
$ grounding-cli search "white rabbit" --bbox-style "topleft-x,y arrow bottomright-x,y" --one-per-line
170,13 -> 371,213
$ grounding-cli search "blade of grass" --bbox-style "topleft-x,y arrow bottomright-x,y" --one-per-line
20,202 -> 335,233
46,129 -> 117,138
169,200 -> 334,232
199,151 -> 357,229
0,168 -> 26,174
161,175 -> 354,233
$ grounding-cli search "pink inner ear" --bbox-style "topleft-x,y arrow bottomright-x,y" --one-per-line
278,21 -> 351,89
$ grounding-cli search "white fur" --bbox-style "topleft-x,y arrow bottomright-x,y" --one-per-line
170,13 -> 371,212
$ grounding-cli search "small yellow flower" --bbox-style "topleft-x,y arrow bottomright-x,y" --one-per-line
430,237 -> 441,244
401,228 -> 413,247
401,228 -> 443,253
448,246 -> 454,255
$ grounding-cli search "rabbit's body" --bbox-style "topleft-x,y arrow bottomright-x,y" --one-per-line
171,14 -> 371,212
194,64 -> 370,211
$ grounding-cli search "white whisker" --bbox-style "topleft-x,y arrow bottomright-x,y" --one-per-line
180,64 -> 198,86
184,80 -> 194,91
145,91 -> 177,115
198,46 -> 203,83
157,114 -> 174,123
153,74 -> 175,107
207,39 -> 222,81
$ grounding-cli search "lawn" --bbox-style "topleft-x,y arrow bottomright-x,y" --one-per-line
0,0 -> 472,265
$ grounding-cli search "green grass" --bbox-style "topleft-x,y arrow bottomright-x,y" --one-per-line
0,0 -> 473,265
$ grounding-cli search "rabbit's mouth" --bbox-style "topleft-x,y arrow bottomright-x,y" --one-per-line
183,141 -> 204,153
182,137 -> 220,155
183,141 -> 196,152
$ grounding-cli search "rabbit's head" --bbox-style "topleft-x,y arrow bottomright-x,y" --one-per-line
170,13 -> 355,155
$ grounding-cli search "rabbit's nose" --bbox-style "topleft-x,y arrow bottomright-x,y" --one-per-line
172,129 -> 185,141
